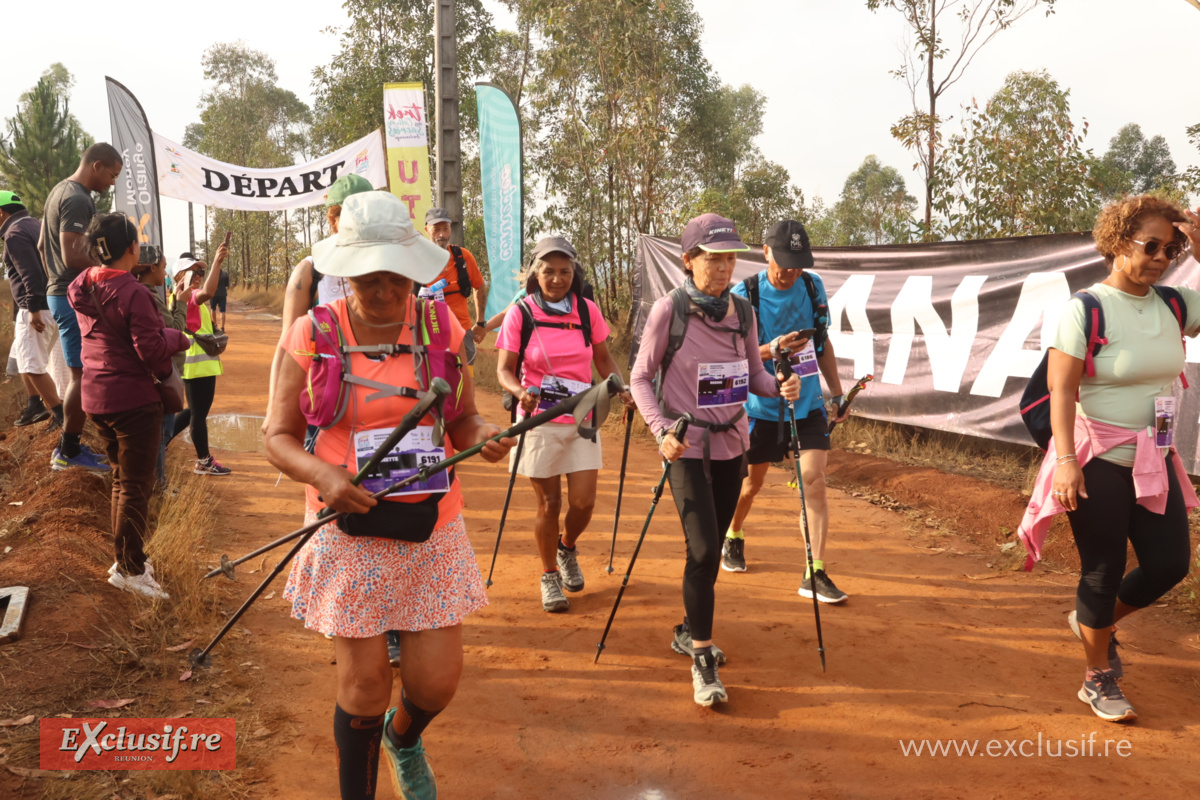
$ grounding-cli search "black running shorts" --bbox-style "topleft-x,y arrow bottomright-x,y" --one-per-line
746,409 -> 829,464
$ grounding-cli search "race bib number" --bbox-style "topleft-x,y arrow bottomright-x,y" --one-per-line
697,360 -> 749,408
793,339 -> 819,378
538,375 -> 591,413
1154,396 -> 1175,448
354,427 -> 449,497
418,286 -> 445,303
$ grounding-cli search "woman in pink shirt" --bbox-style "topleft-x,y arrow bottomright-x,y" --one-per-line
629,214 -> 799,708
496,236 -> 635,614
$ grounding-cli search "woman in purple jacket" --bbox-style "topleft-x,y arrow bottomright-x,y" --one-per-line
68,214 -> 191,600
630,214 -> 799,708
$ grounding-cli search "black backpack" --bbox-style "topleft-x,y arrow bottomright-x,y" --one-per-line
656,286 -> 753,400
743,270 -> 830,357
501,293 -> 593,413
1019,286 -> 1188,450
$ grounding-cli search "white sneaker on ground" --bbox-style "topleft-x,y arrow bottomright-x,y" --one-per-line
108,560 -> 153,577
108,568 -> 169,601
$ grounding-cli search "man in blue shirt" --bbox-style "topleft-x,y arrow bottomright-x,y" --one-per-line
728,219 -> 849,604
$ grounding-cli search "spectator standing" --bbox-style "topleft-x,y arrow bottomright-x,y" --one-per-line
210,266 -> 230,332
422,207 -> 488,367
0,190 -> 61,427
39,143 -> 123,472
67,213 -> 190,600
134,251 -> 187,487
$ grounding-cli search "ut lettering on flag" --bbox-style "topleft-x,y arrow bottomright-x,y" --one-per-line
40,718 -> 236,770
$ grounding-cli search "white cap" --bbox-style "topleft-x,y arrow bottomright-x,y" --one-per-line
311,193 -> 447,283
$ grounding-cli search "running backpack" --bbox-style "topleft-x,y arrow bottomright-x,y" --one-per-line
501,293 -> 593,413
656,286 -> 753,400
1019,286 -> 1188,450
300,298 -> 465,430
743,270 -> 830,356
414,245 -> 472,298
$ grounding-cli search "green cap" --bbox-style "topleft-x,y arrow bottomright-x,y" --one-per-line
326,174 -> 373,207
0,190 -> 24,210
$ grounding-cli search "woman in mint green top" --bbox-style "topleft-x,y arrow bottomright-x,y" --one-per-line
1046,194 -> 1200,723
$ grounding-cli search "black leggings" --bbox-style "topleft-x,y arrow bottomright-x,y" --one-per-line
1065,456 -> 1192,629
173,376 -> 217,460
667,456 -> 745,641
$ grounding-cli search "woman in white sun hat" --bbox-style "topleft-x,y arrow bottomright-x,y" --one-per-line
265,191 -> 516,800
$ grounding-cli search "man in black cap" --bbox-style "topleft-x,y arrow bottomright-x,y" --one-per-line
727,220 -> 850,603
422,207 -> 488,366
0,190 -> 62,427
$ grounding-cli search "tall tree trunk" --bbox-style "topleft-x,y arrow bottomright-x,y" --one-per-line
925,0 -> 937,236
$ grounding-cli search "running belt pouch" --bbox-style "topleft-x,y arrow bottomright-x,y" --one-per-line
86,282 -> 185,414
193,331 -> 229,356
337,493 -> 439,543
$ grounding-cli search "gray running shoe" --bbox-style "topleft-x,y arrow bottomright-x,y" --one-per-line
1078,669 -> 1136,723
691,651 -> 728,707
1068,611 -> 1122,678
798,569 -> 848,604
540,572 -> 569,613
721,537 -> 746,572
556,544 -> 585,592
670,619 -> 726,665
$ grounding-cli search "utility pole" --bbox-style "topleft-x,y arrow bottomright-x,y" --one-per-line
188,202 -> 196,254
434,0 -> 463,246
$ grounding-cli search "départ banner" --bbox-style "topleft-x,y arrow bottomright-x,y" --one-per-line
631,233 -> 1200,471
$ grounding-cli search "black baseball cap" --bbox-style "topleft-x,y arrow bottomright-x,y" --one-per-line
424,207 -> 452,225
680,213 -> 749,255
764,219 -> 814,271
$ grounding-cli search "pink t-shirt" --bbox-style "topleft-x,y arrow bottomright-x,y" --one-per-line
496,295 -> 610,423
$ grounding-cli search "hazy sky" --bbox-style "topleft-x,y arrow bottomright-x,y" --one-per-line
4,0 -> 1198,253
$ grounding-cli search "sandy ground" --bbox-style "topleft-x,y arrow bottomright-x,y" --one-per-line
5,302 -> 1197,799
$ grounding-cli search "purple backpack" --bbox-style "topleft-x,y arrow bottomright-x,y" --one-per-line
299,298 -> 465,430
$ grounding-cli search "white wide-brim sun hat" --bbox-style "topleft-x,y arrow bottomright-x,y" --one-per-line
311,192 -> 447,283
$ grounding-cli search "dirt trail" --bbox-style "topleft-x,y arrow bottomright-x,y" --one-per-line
204,305 -> 1199,799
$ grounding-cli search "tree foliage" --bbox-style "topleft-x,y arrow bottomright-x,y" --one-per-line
0,64 -> 97,218
184,42 -> 312,287
1094,123 -> 1178,198
866,0 -> 1057,236
937,70 -> 1098,239
824,155 -> 917,245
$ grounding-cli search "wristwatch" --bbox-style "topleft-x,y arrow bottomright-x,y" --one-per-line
474,322 -> 486,330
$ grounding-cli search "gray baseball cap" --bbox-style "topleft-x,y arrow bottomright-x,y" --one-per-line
424,207 -> 453,225
530,236 -> 577,261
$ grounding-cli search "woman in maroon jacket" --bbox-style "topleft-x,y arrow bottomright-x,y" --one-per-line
68,214 -> 191,600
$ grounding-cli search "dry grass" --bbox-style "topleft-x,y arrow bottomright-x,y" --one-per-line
230,285 -> 285,316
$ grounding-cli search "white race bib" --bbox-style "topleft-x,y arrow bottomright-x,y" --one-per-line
353,427 -> 449,497
537,375 -> 591,413
697,360 -> 749,408
794,339 -> 819,378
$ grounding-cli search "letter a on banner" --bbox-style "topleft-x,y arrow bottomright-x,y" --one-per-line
383,83 -> 434,225
476,82 -> 523,320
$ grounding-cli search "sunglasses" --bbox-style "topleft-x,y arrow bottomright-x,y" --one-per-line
1131,239 -> 1185,261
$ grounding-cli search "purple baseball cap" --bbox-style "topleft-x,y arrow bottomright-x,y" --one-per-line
680,213 -> 749,255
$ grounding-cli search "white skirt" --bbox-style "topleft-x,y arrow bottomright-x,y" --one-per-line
511,423 -> 602,479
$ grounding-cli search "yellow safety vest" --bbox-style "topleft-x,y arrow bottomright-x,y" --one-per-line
182,300 -> 223,379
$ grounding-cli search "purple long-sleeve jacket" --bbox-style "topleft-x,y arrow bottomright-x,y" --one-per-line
68,267 -> 191,415
631,292 -> 779,461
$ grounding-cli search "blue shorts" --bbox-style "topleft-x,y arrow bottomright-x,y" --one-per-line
47,295 -> 82,369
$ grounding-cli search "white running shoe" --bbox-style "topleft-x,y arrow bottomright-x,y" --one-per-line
108,560 -> 153,577
691,652 -> 728,707
108,568 -> 169,601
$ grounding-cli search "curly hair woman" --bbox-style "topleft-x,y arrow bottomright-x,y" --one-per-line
1021,195 -> 1200,723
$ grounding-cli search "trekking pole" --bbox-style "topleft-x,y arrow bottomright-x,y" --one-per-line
190,380 -> 450,667
209,375 -> 628,575
605,408 -> 635,574
826,374 -> 873,434
777,352 -> 827,671
205,378 -> 451,581
484,388 -> 539,587
594,413 -> 691,664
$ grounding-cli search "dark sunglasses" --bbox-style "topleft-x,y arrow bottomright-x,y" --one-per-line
1132,238 -> 1185,261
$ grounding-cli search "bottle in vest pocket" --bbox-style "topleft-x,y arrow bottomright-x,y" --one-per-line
1154,396 -> 1175,448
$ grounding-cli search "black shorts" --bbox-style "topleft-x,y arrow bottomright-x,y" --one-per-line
746,409 -> 829,464
209,296 -> 227,313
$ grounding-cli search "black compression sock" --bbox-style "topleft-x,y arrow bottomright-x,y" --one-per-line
49,405 -> 63,425
59,432 -> 82,459
386,691 -> 442,750
333,705 -> 384,800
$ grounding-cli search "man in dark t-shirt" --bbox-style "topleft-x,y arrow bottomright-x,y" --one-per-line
210,268 -> 230,331
38,142 -> 123,473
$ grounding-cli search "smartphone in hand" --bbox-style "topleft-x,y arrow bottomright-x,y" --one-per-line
223,231 -> 233,247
